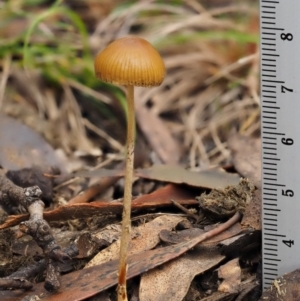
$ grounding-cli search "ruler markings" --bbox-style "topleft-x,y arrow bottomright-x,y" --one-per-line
264,258 -> 281,262
265,233 -> 285,237
264,270 -> 278,273
262,53 -> 279,57
263,158 -> 280,161
261,27 -> 284,30
263,146 -> 277,149
265,262 -> 278,266
262,132 -> 283,135
265,228 -> 278,232
265,255 -> 281,262
262,37 -> 275,41
265,264 -> 279,268
262,79 -> 284,83
262,74 -> 276,77
262,120 -> 276,123
263,126 -> 277,130
264,272 -> 278,275
262,101 -> 276,104
264,271 -> 278,275
261,0 -> 279,3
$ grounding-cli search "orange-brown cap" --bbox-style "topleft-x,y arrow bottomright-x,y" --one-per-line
94,36 -> 165,87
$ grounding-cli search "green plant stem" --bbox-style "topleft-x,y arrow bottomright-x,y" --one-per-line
118,85 -> 135,301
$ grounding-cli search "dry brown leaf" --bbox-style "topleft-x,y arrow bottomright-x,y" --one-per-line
74,165 -> 240,189
135,165 -> 240,189
139,246 -> 224,301
228,133 -> 261,188
85,215 -> 184,268
218,258 -> 241,293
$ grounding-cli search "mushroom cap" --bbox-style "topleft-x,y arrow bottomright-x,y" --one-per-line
94,36 -> 165,87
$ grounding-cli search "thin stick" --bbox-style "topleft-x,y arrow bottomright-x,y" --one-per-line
118,85 -> 135,301
170,199 -> 199,221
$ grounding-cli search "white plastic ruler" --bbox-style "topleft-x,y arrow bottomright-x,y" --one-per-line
260,0 -> 300,289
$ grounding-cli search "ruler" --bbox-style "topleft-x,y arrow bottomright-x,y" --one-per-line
260,0 -> 300,289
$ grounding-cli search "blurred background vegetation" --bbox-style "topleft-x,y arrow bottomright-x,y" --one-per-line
0,0 -> 259,169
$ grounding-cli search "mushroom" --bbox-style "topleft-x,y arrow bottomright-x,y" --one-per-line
94,36 -> 165,301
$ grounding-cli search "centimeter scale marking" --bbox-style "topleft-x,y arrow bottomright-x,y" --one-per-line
260,0 -> 300,289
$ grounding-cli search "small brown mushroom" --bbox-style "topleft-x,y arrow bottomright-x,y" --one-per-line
94,36 -> 165,301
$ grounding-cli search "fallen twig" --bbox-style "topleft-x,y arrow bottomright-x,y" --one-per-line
0,172 -> 76,292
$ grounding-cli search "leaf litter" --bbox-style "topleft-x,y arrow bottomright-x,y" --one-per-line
0,0 -> 266,300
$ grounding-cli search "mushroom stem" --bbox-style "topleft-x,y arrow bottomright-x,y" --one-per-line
118,85 -> 135,301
